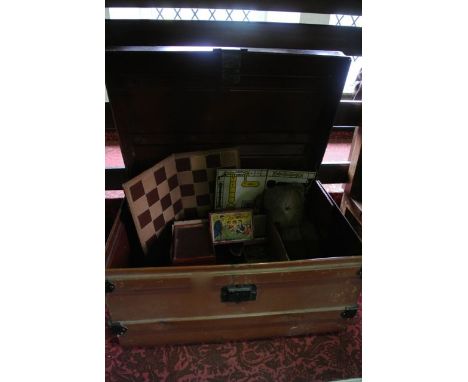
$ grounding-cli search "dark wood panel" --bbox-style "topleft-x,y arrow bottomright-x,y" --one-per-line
113,90 -> 335,135
350,149 -> 361,200
105,102 -> 360,133
105,115 -> 359,134
133,143 -> 306,160
105,102 -> 115,131
132,132 -> 312,145
106,167 -> 128,190
106,50 -> 349,174
106,202 -> 131,268
307,181 -> 361,257
106,20 -> 362,56
344,204 -> 362,238
345,124 -> 362,201
318,162 -> 350,184
106,198 -> 123,241
334,100 -> 361,126
105,0 -> 362,16
104,103 -> 360,133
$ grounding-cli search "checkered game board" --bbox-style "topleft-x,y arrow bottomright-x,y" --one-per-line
123,148 -> 240,254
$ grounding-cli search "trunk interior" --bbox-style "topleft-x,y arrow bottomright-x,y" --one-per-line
106,180 -> 361,271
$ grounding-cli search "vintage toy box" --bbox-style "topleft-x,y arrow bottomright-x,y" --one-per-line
105,47 -> 361,346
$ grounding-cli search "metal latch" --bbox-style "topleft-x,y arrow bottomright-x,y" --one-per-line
109,321 -> 127,337
105,279 -> 115,293
221,284 -> 257,303
341,304 -> 359,319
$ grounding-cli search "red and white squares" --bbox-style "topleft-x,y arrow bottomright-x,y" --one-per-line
123,148 -> 240,254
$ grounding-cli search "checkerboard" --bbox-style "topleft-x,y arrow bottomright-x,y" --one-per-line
123,148 -> 240,254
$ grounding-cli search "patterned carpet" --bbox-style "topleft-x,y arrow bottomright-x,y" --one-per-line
105,295 -> 361,382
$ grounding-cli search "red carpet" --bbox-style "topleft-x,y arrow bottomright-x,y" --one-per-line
105,295 -> 361,382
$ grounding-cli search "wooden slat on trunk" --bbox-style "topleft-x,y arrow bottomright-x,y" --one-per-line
105,100 -> 362,133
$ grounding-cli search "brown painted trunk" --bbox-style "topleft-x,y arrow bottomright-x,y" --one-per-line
106,181 -> 361,346
105,48 -> 362,346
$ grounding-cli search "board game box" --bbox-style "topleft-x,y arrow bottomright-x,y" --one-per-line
209,210 -> 254,244
171,220 -> 215,265
214,169 -> 316,210
122,148 -> 240,254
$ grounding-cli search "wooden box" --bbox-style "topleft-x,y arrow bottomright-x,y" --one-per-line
105,47 -> 362,347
